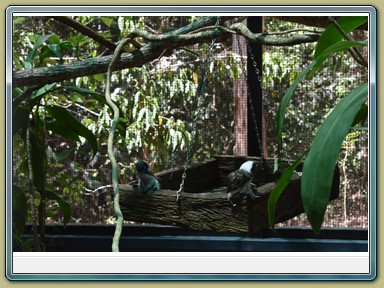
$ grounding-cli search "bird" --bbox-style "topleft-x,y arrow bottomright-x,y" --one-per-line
135,160 -> 160,193
226,160 -> 259,207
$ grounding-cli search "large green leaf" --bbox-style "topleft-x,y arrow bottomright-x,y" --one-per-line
301,83 -> 368,233
351,103 -> 368,127
310,41 -> 367,77
45,190 -> 72,225
276,60 -> 317,164
276,40 -> 366,168
12,185 -> 28,235
314,16 -> 368,58
45,116 -> 81,142
268,152 -> 307,229
46,105 -> 98,158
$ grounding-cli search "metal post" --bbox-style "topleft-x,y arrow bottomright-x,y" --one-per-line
247,16 -> 263,157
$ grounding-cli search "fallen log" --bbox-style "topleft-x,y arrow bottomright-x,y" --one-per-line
118,156 -> 340,235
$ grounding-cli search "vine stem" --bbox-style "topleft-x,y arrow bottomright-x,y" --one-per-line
105,38 -> 131,252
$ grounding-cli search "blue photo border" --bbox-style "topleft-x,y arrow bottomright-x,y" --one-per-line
5,5 -> 377,281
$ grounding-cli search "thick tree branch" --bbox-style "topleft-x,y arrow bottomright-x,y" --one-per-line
13,16 -> 320,89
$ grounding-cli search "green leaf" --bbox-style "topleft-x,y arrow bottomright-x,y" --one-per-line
29,116 -> 46,190
276,60 -> 317,162
100,16 -> 114,26
13,17 -> 26,24
314,16 -> 368,59
62,86 -> 106,104
62,86 -> 104,96
45,190 -> 72,225
268,152 -> 307,229
351,103 -> 368,127
46,44 -> 64,58
27,34 -> 54,63
310,41 -> 367,77
12,106 -> 30,136
46,116 -> 81,142
55,150 -> 73,162
301,83 -> 368,233
12,185 -> 28,235
46,105 -> 98,158
31,83 -> 57,100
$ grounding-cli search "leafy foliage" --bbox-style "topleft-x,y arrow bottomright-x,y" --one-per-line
270,16 -> 368,232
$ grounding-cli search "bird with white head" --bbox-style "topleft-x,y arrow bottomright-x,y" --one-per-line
226,160 -> 259,207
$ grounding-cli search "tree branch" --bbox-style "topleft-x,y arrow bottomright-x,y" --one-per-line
229,22 -> 320,46
51,16 -> 118,51
13,16 -> 321,89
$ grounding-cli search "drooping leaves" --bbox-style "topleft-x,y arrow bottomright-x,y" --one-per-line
46,105 -> 98,158
301,83 -> 368,233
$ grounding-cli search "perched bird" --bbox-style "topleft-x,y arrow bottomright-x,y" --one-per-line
227,160 -> 259,207
135,160 -> 160,193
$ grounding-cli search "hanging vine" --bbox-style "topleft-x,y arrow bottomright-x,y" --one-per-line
105,38 -> 131,252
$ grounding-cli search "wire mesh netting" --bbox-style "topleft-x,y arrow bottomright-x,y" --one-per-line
12,16 -> 369,229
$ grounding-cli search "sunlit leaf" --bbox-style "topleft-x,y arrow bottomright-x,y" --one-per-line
100,16 -> 114,26
301,83 -> 368,233
13,17 -> 26,24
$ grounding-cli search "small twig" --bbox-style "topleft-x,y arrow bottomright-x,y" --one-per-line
328,17 -> 368,67
83,184 -> 113,195
64,101 -> 101,117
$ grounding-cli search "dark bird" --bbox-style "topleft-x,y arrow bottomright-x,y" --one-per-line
135,160 -> 160,193
227,160 -> 259,207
